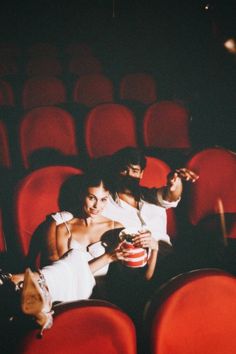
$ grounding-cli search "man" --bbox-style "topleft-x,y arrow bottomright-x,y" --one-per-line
101,147 -> 198,323
102,147 -> 198,249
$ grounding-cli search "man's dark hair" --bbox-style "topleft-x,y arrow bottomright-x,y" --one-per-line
111,147 -> 147,172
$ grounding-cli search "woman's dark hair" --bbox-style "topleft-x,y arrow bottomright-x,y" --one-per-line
59,167 -> 110,217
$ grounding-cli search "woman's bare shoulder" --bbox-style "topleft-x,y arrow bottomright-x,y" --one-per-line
114,221 -> 124,229
100,216 -> 123,229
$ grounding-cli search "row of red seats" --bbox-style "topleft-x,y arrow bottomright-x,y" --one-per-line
0,56 -> 103,78
11,269 -> 236,354
0,147 -> 235,269
0,102 -> 191,169
0,41 -> 94,59
0,41 -> 99,77
0,73 -> 157,109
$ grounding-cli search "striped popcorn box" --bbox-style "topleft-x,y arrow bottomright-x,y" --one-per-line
119,228 -> 148,268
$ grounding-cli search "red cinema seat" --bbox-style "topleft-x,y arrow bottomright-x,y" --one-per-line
0,58 -> 18,77
68,55 -> 102,76
22,76 -> 66,111
0,208 -> 6,253
144,269 -> 236,354
84,103 -> 138,158
73,74 -> 114,108
120,73 -> 157,105
65,42 -> 93,57
140,156 -> 177,239
0,42 -> 21,58
13,165 -> 82,259
27,42 -> 59,57
143,101 -> 191,149
0,42 -> 20,77
16,300 -> 137,354
19,106 -> 78,169
185,147 -> 236,238
0,120 -> 11,168
26,57 -> 63,77
0,79 -> 15,106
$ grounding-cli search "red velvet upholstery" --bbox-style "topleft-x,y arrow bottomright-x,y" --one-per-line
143,101 -> 191,148
17,300 -> 137,354
65,42 -> 93,56
0,79 -> 15,106
69,55 -> 102,76
0,42 -> 21,57
0,208 -> 6,252
145,269 -> 236,354
120,73 -> 157,105
26,57 -> 63,76
0,59 -> 18,76
140,156 -> 171,188
0,43 -> 20,76
140,156 -> 177,238
28,42 -> 59,57
14,166 -> 82,257
185,147 -> 236,237
84,103 -> 138,158
19,106 -> 78,169
73,74 -> 114,107
0,120 -> 11,168
22,76 -> 66,111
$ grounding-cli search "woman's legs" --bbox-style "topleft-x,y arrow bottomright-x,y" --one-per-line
41,249 -> 96,303
1,249 -> 96,335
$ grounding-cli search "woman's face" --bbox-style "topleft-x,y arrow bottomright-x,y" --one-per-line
83,184 -> 109,218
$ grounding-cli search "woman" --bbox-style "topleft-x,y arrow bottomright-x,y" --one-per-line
0,170 -> 159,336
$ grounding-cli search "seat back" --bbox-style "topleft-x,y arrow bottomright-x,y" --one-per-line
0,79 -> 14,106
84,103 -> 138,158
19,106 -> 78,169
65,42 -> 92,56
120,73 -> 157,105
145,269 -> 236,354
0,208 -> 6,252
26,57 -> 63,76
69,55 -> 102,76
22,76 -> 66,111
0,120 -> 11,168
73,74 -> 114,108
17,300 -> 137,354
143,101 -> 191,148
27,42 -> 59,57
185,147 -> 236,233
140,156 -> 177,238
13,166 -> 82,257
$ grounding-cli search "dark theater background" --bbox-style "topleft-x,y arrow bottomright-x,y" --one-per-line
0,0 -> 235,150
0,1 -> 236,354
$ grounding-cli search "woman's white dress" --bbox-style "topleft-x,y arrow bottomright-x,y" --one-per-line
41,212 -> 108,303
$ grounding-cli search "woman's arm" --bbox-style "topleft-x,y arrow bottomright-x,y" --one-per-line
45,221 -> 60,262
56,224 -> 71,258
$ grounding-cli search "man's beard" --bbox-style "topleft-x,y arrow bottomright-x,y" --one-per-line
116,175 -> 141,200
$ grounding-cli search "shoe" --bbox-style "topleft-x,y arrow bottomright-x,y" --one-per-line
0,268 -> 12,285
21,268 -> 53,337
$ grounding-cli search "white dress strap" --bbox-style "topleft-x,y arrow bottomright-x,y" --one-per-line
51,211 -> 74,225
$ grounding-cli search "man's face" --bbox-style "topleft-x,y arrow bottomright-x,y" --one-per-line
119,164 -> 144,179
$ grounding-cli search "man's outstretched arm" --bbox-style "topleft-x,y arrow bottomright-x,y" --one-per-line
161,168 -> 199,202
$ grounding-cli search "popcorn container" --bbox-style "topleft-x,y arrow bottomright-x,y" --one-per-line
119,228 -> 148,268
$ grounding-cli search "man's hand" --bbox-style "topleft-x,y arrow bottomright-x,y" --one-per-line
167,168 -> 199,192
132,230 -> 158,250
